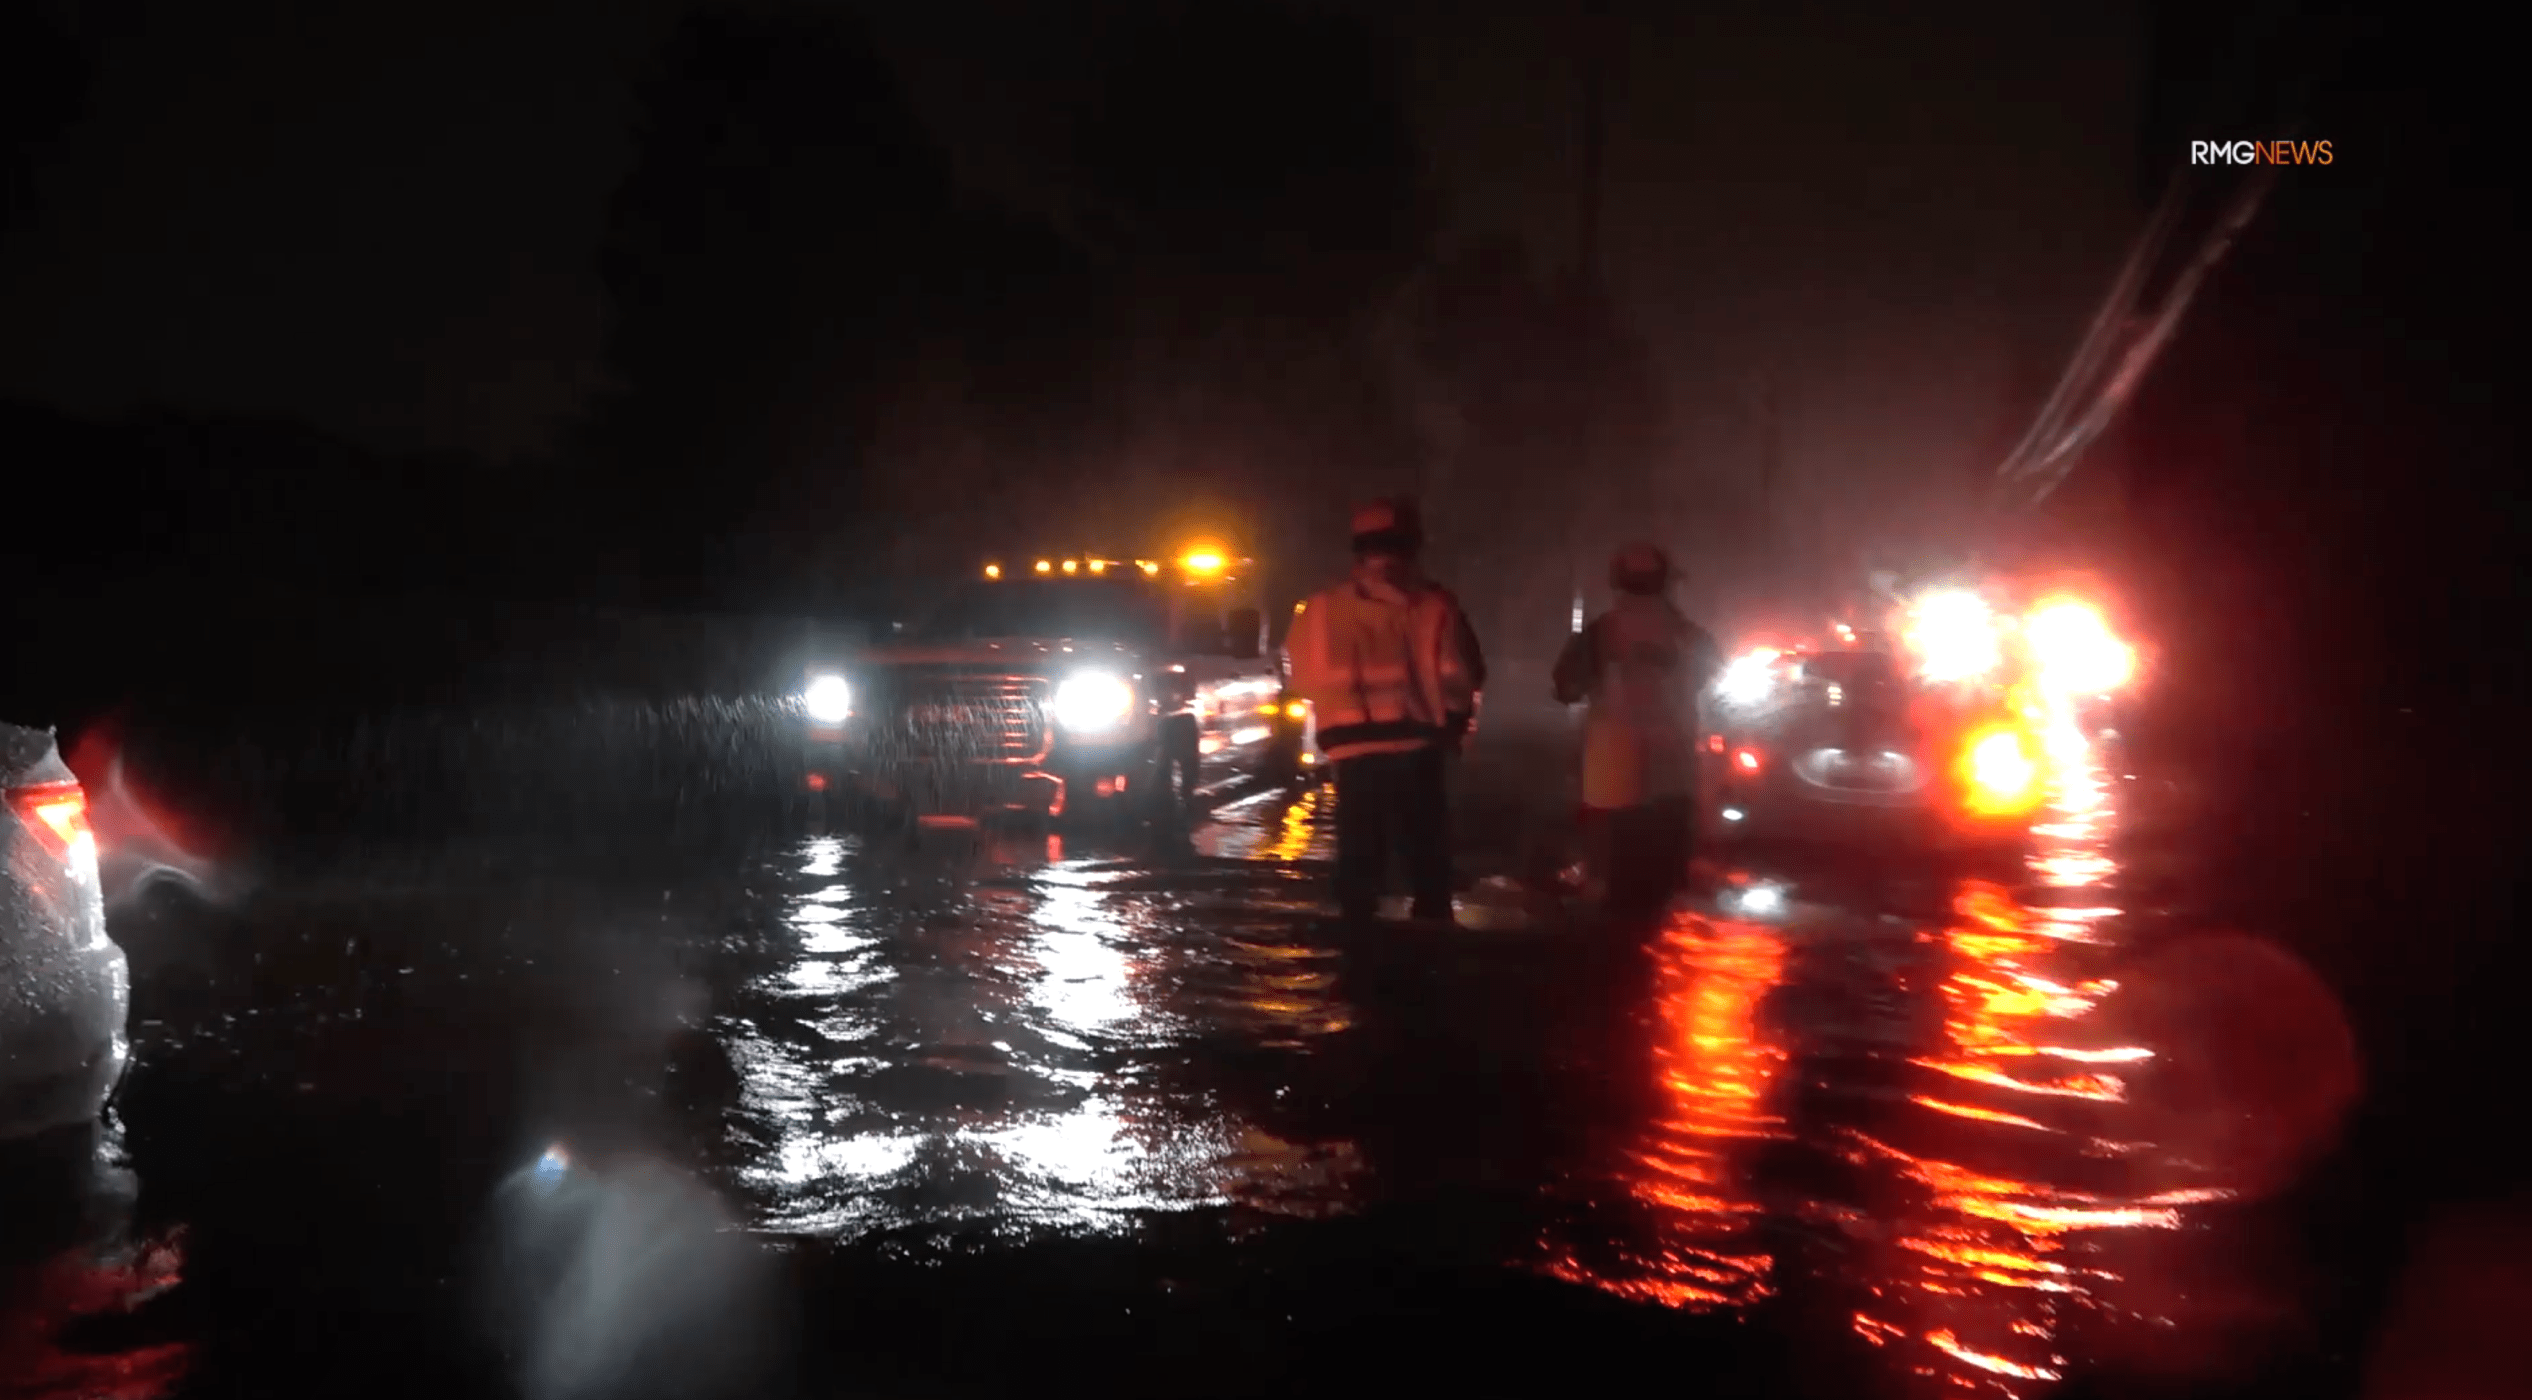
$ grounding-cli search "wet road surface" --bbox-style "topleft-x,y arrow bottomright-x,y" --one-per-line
0,713 -> 2418,1398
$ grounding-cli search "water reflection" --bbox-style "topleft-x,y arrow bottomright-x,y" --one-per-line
1195,782 -> 1334,865
1549,714 -> 2240,1397
722,814 -> 1362,1238
1542,914 -> 1792,1308
1844,881 -> 2159,1395
0,1129 -> 192,1399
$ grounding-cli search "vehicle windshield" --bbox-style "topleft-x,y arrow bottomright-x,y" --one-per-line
913,578 -> 1167,645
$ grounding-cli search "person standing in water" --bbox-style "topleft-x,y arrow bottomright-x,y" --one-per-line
1553,543 -> 1721,918
1284,498 -> 1486,926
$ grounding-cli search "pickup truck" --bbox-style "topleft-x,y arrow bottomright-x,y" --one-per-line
798,558 -> 1295,827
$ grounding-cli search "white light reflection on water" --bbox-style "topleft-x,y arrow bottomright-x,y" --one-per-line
728,837 -> 909,1228
933,859 -> 1233,1220
1024,874 -> 1142,1040
969,1095 -> 1244,1218
726,838 -> 1356,1239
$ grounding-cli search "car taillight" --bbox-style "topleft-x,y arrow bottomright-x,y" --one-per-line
1707,734 -> 1726,754
1734,747 -> 1762,774
8,779 -> 98,870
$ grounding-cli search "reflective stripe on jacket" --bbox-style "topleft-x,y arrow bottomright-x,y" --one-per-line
1554,594 -> 1720,808
1285,563 -> 1483,761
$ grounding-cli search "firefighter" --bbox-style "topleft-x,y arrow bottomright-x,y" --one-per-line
1553,542 -> 1722,918
1284,498 -> 1485,926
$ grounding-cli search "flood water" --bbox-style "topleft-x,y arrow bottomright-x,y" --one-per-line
0,705 -> 2473,1399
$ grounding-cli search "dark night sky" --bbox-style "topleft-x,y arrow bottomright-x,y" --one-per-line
2,0 -> 2139,551
0,0 -> 680,462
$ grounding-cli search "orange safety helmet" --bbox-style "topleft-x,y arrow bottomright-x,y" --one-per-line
1350,498 -> 1424,555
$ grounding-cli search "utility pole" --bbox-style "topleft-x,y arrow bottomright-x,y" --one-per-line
1744,367 -> 1782,600
1577,0 -> 1606,294
1567,0 -> 1609,639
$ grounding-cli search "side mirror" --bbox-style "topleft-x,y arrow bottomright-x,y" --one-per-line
1227,607 -> 1262,660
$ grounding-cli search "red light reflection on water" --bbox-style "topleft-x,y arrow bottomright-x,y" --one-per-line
1541,915 -> 1791,1309
0,1228 -> 192,1400
1540,713 -> 2275,1395
1839,715 -> 2214,1397
1529,713 -> 2288,1387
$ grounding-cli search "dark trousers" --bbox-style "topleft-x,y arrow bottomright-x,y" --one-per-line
1160,715 -> 1201,806
1595,797 -> 1695,917
1333,747 -> 1452,921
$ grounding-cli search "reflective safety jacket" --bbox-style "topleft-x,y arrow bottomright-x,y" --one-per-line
1554,593 -> 1721,809
1285,561 -> 1484,761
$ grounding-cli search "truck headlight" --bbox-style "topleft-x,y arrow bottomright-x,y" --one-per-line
803,674 -> 852,723
1053,671 -> 1136,733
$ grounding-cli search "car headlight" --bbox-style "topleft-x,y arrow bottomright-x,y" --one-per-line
1053,670 -> 1137,733
1716,650 -> 1778,706
2022,596 -> 2134,697
1729,882 -> 1787,917
1903,588 -> 2001,683
803,674 -> 852,723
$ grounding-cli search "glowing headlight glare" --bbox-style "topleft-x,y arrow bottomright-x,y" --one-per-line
2024,597 -> 2135,696
1738,883 -> 1786,916
803,674 -> 852,723
1717,648 -> 1778,705
1905,588 -> 2002,683
1053,671 -> 1137,732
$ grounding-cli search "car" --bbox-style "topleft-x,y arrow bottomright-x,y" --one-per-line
1702,583 -> 2136,863
798,552 -> 1292,828
1702,645 -> 2044,864
2,722 -> 129,1142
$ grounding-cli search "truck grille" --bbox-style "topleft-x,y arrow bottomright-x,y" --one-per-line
877,675 -> 1051,762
